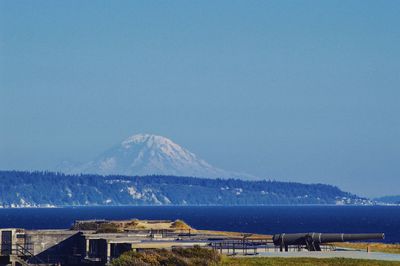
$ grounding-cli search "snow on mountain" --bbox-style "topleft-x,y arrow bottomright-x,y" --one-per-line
59,134 -> 254,179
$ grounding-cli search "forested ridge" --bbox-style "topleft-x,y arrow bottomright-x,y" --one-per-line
0,170 -> 369,207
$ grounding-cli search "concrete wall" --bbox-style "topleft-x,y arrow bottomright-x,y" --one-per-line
24,230 -> 78,255
25,230 -> 85,264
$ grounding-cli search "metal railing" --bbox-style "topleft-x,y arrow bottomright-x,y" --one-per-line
210,239 -> 273,255
0,243 -> 46,265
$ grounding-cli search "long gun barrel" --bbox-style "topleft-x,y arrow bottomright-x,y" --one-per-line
273,233 -> 384,251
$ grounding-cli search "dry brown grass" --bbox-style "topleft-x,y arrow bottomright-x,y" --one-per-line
74,219 -> 273,238
96,223 -> 123,233
111,246 -> 221,266
75,219 -> 196,231
221,256 -> 400,266
335,242 -> 400,254
171,219 -> 191,230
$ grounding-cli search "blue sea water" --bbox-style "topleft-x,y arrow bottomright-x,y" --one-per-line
0,206 -> 399,243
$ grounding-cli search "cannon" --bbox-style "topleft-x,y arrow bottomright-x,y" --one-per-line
272,233 -> 384,251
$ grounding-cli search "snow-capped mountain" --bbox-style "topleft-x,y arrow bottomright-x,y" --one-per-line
59,134 -> 254,179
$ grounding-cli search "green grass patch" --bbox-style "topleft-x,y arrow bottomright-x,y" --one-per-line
221,256 -> 400,266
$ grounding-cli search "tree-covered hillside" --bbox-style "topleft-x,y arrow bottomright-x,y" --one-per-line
0,171 -> 370,207
375,195 -> 400,205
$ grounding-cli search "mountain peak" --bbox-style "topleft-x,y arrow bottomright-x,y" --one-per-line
122,134 -> 177,149
59,133 -> 255,180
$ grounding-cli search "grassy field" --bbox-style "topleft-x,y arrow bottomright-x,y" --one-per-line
220,256 -> 400,266
336,243 -> 400,254
110,245 -> 400,266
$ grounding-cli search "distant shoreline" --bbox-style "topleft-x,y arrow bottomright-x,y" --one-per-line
1,203 -> 399,209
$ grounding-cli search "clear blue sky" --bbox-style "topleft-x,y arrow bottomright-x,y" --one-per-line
1,0 -> 399,197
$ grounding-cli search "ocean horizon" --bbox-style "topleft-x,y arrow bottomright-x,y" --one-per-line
1,205 -> 399,243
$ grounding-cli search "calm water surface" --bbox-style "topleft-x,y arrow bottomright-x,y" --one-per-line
0,206 -> 398,243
